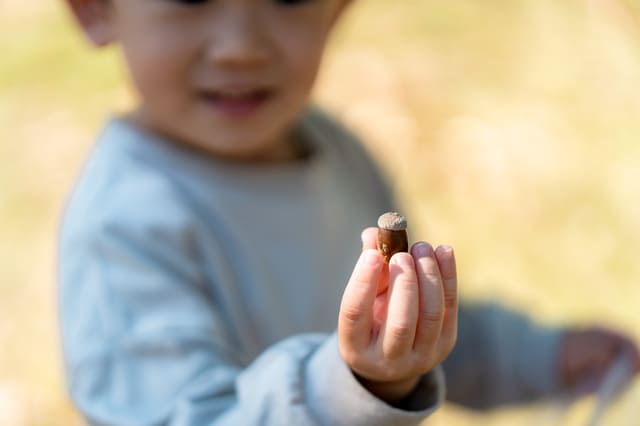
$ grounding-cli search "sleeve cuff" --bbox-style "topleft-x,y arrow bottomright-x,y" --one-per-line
304,334 -> 444,426
519,325 -> 567,394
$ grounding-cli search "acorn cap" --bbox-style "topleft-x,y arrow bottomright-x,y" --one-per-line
377,212 -> 407,231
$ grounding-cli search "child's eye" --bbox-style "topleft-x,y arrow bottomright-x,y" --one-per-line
275,0 -> 313,6
170,0 -> 209,5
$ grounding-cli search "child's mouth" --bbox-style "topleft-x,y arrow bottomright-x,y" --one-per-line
201,89 -> 273,118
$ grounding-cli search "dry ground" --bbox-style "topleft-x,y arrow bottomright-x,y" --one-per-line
1,1 -> 639,424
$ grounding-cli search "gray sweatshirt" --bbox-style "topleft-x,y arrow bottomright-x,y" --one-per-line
58,108 -> 563,425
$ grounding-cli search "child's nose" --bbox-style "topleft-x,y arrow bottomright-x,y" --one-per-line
206,10 -> 271,68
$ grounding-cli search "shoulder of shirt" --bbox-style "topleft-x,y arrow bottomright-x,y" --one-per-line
302,106 -> 392,187
60,120 -> 198,241
301,105 -> 373,159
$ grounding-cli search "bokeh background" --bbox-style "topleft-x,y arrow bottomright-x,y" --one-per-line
1,0 -> 640,424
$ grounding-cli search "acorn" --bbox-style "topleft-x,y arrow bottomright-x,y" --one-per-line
376,212 -> 409,264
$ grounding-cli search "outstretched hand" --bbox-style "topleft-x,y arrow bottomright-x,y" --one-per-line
338,227 -> 458,403
559,326 -> 640,393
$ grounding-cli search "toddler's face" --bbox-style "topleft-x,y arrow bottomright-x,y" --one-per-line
81,0 -> 347,161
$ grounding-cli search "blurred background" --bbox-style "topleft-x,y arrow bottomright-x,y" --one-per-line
1,0 -> 639,424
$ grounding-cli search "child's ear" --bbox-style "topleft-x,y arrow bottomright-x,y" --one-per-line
66,0 -> 116,47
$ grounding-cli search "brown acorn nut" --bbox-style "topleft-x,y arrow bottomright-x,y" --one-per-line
376,212 -> 409,264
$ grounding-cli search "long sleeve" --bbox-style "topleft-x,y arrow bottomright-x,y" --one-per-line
442,302 -> 566,409
58,170 -> 444,426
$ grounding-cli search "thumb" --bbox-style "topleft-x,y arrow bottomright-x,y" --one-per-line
360,227 -> 389,295
361,227 -> 378,251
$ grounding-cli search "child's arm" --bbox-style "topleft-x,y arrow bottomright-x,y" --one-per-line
441,303 -> 566,408
441,303 -> 640,409
59,205 -> 444,426
338,227 -> 458,406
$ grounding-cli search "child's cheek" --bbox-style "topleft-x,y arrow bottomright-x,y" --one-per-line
282,37 -> 326,95
120,30 -> 196,106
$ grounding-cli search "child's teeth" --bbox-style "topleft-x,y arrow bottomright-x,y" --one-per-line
222,91 -> 253,99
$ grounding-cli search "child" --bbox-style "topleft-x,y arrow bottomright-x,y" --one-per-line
59,0 -> 639,424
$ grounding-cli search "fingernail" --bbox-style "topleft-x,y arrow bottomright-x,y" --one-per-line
363,250 -> 379,265
391,253 -> 413,266
360,229 -> 368,245
437,245 -> 453,256
414,242 -> 429,258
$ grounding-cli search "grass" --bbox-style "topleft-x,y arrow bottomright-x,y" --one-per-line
1,0 -> 639,424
